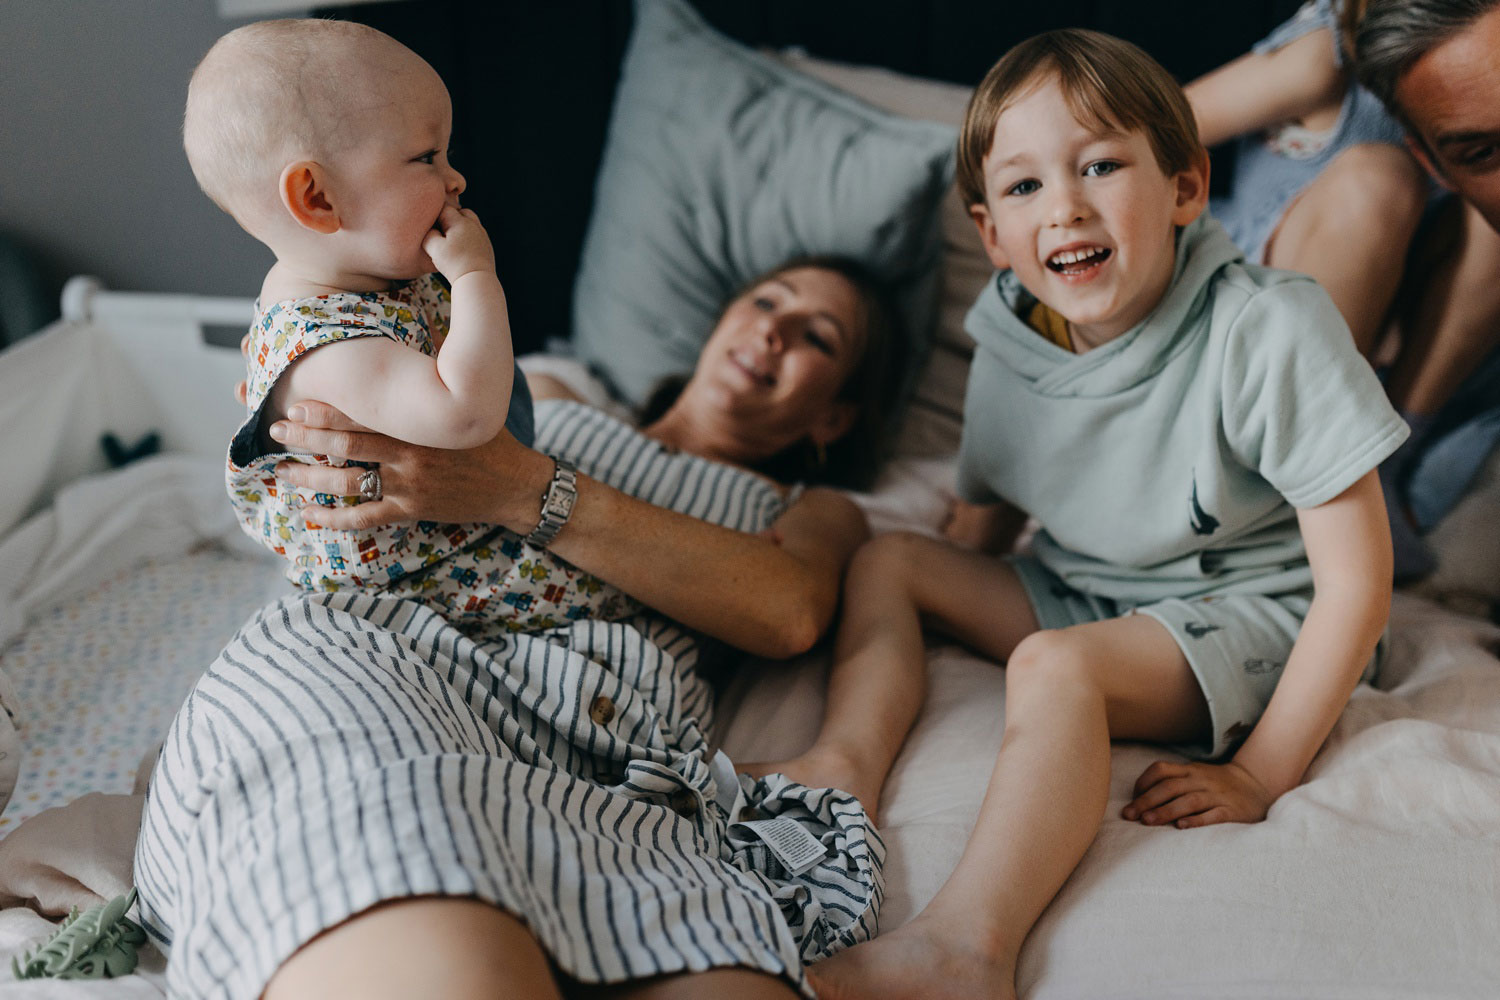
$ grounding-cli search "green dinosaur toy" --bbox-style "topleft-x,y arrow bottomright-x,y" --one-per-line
11,888 -> 146,980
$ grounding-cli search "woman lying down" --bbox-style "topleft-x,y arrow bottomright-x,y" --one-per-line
134,256 -> 908,1000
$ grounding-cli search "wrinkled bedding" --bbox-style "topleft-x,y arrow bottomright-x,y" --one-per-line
1,444 -> 1498,997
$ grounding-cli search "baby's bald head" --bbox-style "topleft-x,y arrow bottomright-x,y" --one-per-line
184,19 -> 438,225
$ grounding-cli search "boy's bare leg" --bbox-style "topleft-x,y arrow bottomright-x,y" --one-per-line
743,532 -> 1039,825
1386,200 -> 1500,418
810,614 -> 1208,1000
1265,143 -> 1428,356
265,897 -> 565,1000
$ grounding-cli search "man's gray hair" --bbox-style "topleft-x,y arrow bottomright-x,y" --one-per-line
1355,0 -> 1500,110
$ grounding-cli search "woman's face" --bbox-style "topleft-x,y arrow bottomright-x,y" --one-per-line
694,266 -> 867,446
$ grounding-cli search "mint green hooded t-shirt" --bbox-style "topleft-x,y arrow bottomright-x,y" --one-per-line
957,217 -> 1408,603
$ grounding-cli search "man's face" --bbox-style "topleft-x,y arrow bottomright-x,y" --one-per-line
1396,4 -> 1500,231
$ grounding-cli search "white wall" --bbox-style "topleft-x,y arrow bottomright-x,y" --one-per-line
0,1 -> 297,303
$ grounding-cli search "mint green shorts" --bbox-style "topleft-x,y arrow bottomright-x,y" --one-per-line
1006,555 -> 1379,760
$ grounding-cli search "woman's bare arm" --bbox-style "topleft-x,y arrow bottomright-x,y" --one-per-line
267,401 -> 868,658
1186,28 -> 1347,148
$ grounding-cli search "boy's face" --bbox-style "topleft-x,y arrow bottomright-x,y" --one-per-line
968,76 -> 1207,349
329,68 -> 466,283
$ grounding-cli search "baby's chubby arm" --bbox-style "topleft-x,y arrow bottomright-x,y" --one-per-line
271,205 -> 514,449
1124,470 -> 1391,827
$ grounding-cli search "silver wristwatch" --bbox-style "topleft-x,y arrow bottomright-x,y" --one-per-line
523,457 -> 578,549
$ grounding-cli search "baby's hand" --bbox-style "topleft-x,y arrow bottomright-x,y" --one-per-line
423,205 -> 496,282
1121,759 -> 1274,829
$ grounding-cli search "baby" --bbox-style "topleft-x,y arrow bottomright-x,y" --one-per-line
187,19 -> 631,634
768,30 -> 1407,1000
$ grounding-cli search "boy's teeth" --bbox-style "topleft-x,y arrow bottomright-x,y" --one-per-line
1048,246 -> 1110,271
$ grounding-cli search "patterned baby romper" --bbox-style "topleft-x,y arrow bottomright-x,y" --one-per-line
226,274 -> 636,634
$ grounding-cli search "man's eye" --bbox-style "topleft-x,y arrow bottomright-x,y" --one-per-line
1006,179 -> 1040,197
1456,144 -> 1498,169
1083,160 -> 1120,177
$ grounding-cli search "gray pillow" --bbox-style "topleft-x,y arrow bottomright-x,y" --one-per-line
571,0 -> 957,406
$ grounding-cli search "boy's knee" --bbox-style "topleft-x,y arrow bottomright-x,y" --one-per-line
1006,629 -> 1100,695
849,530 -> 932,582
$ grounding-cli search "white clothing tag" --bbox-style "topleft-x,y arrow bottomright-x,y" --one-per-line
737,817 -> 827,877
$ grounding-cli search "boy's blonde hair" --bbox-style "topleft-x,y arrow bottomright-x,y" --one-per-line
956,29 -> 1205,209
184,18 -> 420,220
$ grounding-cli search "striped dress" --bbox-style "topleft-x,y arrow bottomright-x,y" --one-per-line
134,401 -> 884,999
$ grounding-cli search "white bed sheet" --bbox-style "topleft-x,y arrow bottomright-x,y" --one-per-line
720,586 -> 1500,999
1,336 -> 1497,997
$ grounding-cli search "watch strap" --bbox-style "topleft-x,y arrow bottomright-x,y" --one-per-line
523,457 -> 578,549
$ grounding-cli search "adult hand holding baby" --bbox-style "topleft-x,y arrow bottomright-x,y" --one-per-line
267,399 -> 543,533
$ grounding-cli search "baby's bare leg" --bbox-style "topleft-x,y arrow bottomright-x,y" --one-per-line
1266,143 -> 1428,356
744,533 -> 1038,824
811,614 -> 1207,1000
265,897 -> 564,1000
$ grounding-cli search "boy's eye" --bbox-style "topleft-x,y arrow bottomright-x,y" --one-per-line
414,150 -> 438,165
753,295 -> 776,311
1005,178 -> 1040,197
1083,160 -> 1121,177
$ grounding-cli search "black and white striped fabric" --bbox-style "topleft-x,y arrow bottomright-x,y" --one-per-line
134,401 -> 884,999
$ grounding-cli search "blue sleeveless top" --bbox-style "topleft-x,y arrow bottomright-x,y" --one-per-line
1208,0 -> 1411,262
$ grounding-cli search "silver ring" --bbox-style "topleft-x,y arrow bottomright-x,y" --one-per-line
357,468 -> 382,502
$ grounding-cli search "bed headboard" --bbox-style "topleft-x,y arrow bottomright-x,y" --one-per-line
329,0 -> 1303,356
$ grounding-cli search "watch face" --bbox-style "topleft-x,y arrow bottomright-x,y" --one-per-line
544,496 -> 570,518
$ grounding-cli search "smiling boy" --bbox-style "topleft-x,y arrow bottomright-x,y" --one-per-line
764,30 -> 1409,1000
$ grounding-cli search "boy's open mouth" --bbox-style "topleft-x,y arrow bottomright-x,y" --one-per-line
1046,246 -> 1112,275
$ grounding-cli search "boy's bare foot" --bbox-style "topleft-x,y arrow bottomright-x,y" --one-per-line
809,915 -> 1017,1000
739,747 -> 882,826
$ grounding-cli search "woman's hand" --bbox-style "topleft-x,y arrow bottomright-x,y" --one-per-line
267,400 -> 548,532
1121,759 -> 1275,828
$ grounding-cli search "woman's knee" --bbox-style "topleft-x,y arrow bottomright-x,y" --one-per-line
266,898 -> 562,1000
1311,144 -> 1428,225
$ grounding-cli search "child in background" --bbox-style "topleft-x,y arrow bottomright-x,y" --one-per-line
1187,0 -> 1497,577
187,19 -> 631,634
769,30 -> 1404,1000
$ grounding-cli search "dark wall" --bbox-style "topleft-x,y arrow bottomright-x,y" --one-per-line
331,1 -> 1302,353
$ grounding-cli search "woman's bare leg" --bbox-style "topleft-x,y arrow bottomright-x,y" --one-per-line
1264,143 -> 1428,356
265,898 -> 565,1000
743,532 -> 1039,825
1386,200 -> 1500,418
810,615 -> 1208,1000
571,967 -> 800,999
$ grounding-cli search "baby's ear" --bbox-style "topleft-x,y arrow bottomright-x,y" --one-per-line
279,161 -> 340,234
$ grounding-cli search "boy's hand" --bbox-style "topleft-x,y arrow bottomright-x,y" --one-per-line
1121,759 -> 1274,828
423,205 -> 496,282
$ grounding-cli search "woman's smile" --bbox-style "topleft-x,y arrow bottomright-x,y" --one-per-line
729,349 -> 776,387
